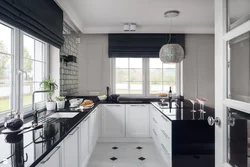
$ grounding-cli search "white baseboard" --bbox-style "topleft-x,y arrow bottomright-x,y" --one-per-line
97,137 -> 153,143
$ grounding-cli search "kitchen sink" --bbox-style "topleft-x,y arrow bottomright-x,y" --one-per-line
47,112 -> 79,118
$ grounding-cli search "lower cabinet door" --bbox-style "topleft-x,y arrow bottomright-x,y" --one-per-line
38,145 -> 62,167
89,110 -> 96,153
80,116 -> 89,167
126,104 -> 150,137
64,127 -> 80,167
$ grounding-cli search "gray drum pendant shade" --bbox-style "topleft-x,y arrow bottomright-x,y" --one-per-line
159,44 -> 184,63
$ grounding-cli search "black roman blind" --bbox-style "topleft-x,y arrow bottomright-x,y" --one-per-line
108,34 -> 185,58
0,0 -> 64,48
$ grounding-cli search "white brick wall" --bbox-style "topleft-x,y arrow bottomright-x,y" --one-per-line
60,22 -> 79,96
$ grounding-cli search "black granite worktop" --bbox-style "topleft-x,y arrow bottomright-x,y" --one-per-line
0,97 -> 214,167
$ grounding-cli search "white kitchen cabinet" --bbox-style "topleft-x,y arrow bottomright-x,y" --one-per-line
80,116 -> 90,167
126,104 -> 150,137
101,104 -> 126,137
37,145 -> 62,167
89,108 -> 97,153
64,126 -> 80,167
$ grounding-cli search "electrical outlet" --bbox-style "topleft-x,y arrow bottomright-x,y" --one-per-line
90,92 -> 100,96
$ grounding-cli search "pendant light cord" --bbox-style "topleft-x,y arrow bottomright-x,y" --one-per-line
167,16 -> 172,44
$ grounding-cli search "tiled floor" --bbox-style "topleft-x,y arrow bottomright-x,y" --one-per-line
87,142 -> 167,167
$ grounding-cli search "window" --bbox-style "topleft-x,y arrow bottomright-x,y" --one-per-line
115,58 -> 143,95
0,20 -> 48,121
149,58 -> 176,94
0,23 -> 13,113
22,34 -> 47,108
113,58 -> 178,96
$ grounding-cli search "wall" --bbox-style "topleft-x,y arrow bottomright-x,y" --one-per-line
77,34 -> 215,108
183,34 -> 215,107
78,35 -> 110,95
60,22 -> 80,96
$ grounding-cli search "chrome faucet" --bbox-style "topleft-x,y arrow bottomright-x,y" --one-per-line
32,90 -> 53,125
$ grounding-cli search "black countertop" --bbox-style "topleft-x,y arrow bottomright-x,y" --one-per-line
151,102 -> 211,121
0,99 -> 213,167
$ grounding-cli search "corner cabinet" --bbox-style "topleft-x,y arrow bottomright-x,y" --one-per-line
126,104 -> 150,137
37,145 -> 62,167
101,104 -> 126,137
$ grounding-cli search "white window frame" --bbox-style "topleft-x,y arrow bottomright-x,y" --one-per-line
111,58 -> 181,97
0,19 -> 50,121
19,31 -> 49,115
0,21 -> 15,120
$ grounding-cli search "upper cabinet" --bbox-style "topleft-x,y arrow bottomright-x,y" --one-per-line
126,104 -> 150,137
101,104 -> 126,137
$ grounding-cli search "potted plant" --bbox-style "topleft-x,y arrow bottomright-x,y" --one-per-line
55,96 -> 66,109
40,75 -> 58,110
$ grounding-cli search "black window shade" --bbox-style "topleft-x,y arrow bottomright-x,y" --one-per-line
108,34 -> 185,58
0,0 -> 64,48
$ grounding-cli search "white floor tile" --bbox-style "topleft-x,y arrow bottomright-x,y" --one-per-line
87,142 -> 167,167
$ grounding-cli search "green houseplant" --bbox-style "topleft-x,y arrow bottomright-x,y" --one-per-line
40,75 -> 58,110
55,96 -> 66,109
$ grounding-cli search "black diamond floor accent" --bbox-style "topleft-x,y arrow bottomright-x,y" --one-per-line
138,157 -> 146,161
136,146 -> 143,150
110,157 -> 118,161
112,146 -> 118,150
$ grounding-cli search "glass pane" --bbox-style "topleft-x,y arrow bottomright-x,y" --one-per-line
150,58 -> 162,68
116,58 -> 128,68
129,58 -> 142,68
150,82 -> 163,94
35,40 -> 44,61
150,69 -> 162,82
163,68 -> 176,84
34,83 -> 44,103
23,35 -> 34,59
24,59 -> 34,82
116,69 -> 128,82
0,23 -> 12,54
34,62 -> 44,82
130,82 -> 142,94
0,54 -> 11,83
0,84 -> 11,112
163,63 -> 176,69
227,108 -> 250,167
228,0 -> 250,30
228,31 -> 250,103
130,69 -> 142,82
116,82 -> 128,94
23,83 -> 33,106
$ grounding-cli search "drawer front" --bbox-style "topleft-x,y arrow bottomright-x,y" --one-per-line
159,114 -> 171,136
160,143 -> 171,166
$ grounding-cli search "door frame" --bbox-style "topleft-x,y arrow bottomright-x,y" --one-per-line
215,0 -> 250,167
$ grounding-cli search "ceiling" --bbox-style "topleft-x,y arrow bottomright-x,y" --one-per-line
55,0 -> 248,34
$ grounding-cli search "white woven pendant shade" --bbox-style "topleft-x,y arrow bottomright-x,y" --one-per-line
159,44 -> 184,63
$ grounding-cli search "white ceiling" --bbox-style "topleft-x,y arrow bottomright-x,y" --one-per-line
56,0 -> 248,34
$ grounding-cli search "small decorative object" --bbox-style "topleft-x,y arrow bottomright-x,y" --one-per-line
189,99 -> 197,120
196,98 -> 207,120
40,75 -> 58,110
159,10 -> 185,63
157,93 -> 167,104
98,95 -> 107,101
55,96 -> 66,109
4,118 -> 23,131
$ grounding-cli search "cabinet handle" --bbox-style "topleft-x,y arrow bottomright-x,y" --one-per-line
40,146 -> 61,164
161,144 -> 169,155
161,115 -> 170,122
161,129 -> 169,139
153,118 -> 158,124
106,105 -> 121,107
69,127 -> 79,135
152,129 -> 157,136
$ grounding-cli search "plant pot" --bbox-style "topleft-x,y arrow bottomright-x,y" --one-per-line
46,101 -> 56,110
56,101 -> 65,109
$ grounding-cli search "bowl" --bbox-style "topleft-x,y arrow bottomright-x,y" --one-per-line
98,95 -> 107,101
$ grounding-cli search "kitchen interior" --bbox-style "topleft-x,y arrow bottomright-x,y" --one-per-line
0,0 -> 250,167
